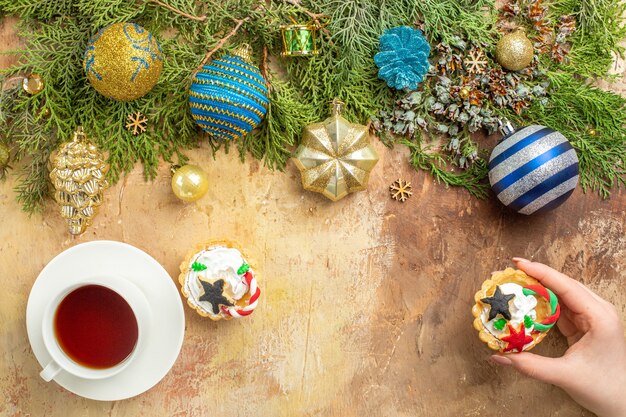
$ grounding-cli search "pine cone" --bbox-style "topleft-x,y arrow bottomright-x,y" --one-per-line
375,26 -> 431,90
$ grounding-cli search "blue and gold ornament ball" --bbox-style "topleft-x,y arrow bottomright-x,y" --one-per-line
189,44 -> 269,141
488,125 -> 579,215
84,23 -> 163,102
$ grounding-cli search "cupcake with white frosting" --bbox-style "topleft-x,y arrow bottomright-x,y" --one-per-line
472,268 -> 560,353
179,241 -> 260,320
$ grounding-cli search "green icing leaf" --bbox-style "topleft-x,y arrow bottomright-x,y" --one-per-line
237,263 -> 250,275
524,315 -> 534,329
494,318 -> 507,330
191,261 -> 207,272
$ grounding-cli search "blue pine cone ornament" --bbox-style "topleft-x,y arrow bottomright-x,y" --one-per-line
374,26 -> 430,91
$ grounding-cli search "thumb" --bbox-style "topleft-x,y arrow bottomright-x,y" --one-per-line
491,353 -> 568,386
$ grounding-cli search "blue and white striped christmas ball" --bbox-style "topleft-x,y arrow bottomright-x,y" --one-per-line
189,45 -> 269,141
488,125 -> 579,215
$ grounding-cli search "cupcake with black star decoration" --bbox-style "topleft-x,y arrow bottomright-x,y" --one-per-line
472,268 -> 561,353
179,241 -> 261,320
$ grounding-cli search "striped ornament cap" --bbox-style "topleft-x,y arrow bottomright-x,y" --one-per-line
189,44 -> 269,140
488,124 -> 579,215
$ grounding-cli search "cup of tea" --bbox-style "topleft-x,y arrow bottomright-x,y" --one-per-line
40,275 -> 152,381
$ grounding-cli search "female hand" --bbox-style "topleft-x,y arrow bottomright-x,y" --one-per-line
490,259 -> 626,417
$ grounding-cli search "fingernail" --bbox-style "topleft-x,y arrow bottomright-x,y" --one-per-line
490,355 -> 513,366
512,257 -> 530,263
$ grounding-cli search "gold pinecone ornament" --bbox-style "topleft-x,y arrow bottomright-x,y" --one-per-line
49,127 -> 109,235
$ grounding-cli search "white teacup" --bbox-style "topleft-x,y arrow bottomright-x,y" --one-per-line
40,275 -> 152,382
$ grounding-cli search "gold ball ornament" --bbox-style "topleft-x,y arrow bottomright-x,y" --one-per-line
0,142 -> 9,178
171,164 -> 209,202
83,23 -> 163,101
495,29 -> 534,71
0,143 -> 9,167
459,87 -> 470,100
23,74 -> 44,95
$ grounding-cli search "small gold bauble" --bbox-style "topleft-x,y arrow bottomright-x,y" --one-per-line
0,142 -> 9,167
495,29 -> 534,71
588,128 -> 597,137
459,87 -> 470,99
40,107 -> 51,118
0,142 -> 9,178
84,23 -> 163,101
23,74 -> 44,95
171,164 -> 209,202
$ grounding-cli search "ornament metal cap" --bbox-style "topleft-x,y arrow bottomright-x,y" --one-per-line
498,119 -> 515,137
232,44 -> 253,62
330,98 -> 345,116
170,164 -> 182,176
73,126 -> 87,142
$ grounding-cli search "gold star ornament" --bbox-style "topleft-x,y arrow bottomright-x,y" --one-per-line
293,98 -> 379,202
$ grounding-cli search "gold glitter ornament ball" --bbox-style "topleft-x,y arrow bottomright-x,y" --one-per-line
171,164 -> 209,202
84,23 -> 163,101
495,29 -> 534,71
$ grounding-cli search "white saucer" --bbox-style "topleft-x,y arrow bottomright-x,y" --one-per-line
26,240 -> 185,401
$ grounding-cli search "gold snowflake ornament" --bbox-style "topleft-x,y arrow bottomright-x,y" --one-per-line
390,179 -> 413,202
465,48 -> 488,74
125,111 -> 148,136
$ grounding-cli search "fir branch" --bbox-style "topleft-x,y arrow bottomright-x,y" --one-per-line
0,0 -> 75,21
402,138 -> 489,198
415,0 -> 497,45
146,0 -> 207,22
243,78 -> 317,170
193,17 -> 250,75
1,83 -> 59,213
76,0 -> 144,28
259,45 -> 270,88
0,0 -> 624,211
548,0 -> 626,77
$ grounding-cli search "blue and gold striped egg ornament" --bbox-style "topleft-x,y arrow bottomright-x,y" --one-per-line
488,122 -> 579,215
189,44 -> 269,140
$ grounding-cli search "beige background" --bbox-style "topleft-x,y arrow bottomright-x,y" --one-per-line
1,16 -> 625,417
